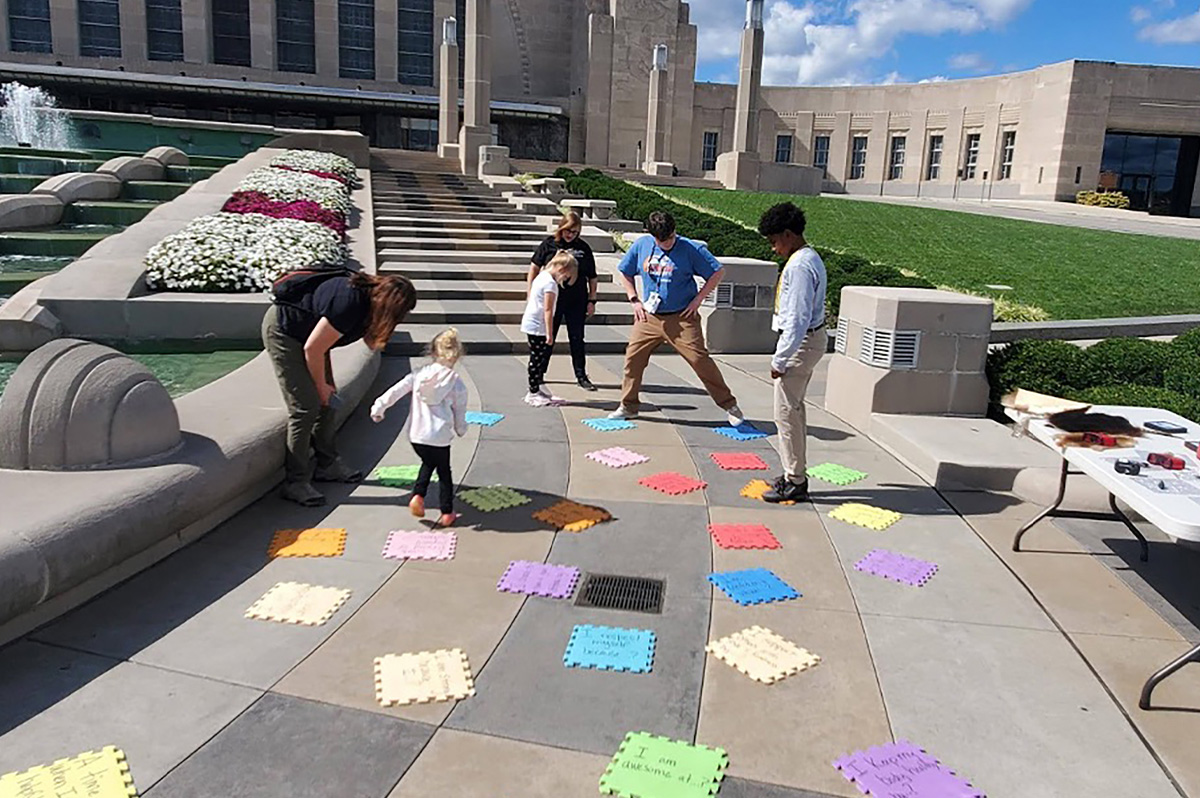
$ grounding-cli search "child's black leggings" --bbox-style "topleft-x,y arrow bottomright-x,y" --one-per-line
412,442 -> 454,513
527,334 -> 553,393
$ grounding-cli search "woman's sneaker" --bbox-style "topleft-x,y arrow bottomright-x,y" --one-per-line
409,494 -> 426,517
525,392 -> 552,407
577,377 -> 598,392
725,405 -> 746,428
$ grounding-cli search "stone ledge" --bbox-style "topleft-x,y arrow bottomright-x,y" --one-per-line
0,342 -> 380,645
992,314 -> 1200,343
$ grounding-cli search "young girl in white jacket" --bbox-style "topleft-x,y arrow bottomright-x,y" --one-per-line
371,328 -> 468,527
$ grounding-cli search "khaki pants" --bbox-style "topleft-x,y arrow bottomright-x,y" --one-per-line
262,305 -> 338,484
775,328 -> 828,482
620,313 -> 736,412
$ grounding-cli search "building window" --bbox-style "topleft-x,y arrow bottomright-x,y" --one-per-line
277,0 -> 316,73
775,134 -> 793,164
812,134 -> 830,177
1075,165 -> 1082,184
702,131 -> 719,171
849,136 -> 868,180
212,0 -> 251,66
964,133 -> 981,179
78,0 -> 122,57
401,117 -> 438,151
399,0 -> 434,86
888,136 -> 906,180
146,0 -> 184,61
9,0 -> 52,53
926,134 -> 944,180
338,0 -> 375,79
1000,131 -> 1016,180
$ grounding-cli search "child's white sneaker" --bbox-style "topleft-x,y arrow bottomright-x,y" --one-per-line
537,384 -> 554,398
524,392 -> 552,407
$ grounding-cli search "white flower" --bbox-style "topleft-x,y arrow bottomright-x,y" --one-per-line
269,150 -> 359,185
237,167 -> 351,215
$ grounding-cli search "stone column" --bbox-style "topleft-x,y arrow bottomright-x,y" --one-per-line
48,0 -> 79,58
715,0 -> 763,190
438,17 -> 461,160
643,44 -> 674,176
181,0 -> 210,64
458,0 -> 492,176
315,0 -> 339,79
376,0 -> 398,82
584,11 -> 614,167
119,0 -> 148,63
249,0 -> 275,72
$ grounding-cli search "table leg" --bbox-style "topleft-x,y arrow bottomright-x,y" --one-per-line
1108,493 -> 1151,563
1013,458 -> 1069,553
1140,644 -> 1200,710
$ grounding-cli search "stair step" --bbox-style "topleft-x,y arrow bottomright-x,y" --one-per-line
405,300 -> 633,325
372,189 -> 501,200
410,279 -> 625,300
376,227 -> 550,241
376,237 -> 545,252
387,322 -> 632,356
374,216 -> 547,231
372,206 -> 535,221
380,249 -> 536,264
381,264 -> 614,282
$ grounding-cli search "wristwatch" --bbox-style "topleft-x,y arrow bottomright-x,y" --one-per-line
628,296 -> 641,304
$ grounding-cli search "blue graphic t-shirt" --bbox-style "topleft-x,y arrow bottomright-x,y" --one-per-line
617,235 -> 723,314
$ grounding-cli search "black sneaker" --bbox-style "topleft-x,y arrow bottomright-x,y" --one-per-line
577,377 -> 598,392
763,477 -> 808,504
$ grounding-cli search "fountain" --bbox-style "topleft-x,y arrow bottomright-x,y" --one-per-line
0,82 -> 77,152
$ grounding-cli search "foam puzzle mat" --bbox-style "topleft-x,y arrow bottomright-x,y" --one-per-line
267,528 -> 347,559
807,463 -> 869,486
833,741 -> 984,797
714,422 -> 769,441
639,472 -> 708,496
600,732 -> 728,798
244,581 -> 351,626
532,499 -> 613,532
465,411 -> 505,426
584,418 -> 637,432
706,625 -> 821,684
382,530 -> 457,561
740,479 -> 796,506
374,648 -> 476,707
496,560 -> 581,599
707,523 -> 781,550
854,549 -> 939,587
710,452 -> 770,471
372,465 -> 438,489
458,485 -> 531,512
564,625 -> 656,673
0,746 -> 137,798
586,446 -> 650,468
708,568 -> 800,606
829,503 -> 903,531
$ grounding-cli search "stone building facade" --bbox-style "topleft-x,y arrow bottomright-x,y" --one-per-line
3,0 -> 1200,214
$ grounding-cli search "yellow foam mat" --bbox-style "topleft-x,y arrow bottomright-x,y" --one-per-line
374,648 -> 476,707
0,746 -> 137,797
828,503 -> 902,531
706,626 -> 821,684
267,528 -> 347,558
244,581 -> 351,626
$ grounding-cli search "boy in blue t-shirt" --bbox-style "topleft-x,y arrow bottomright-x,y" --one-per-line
610,211 -> 743,426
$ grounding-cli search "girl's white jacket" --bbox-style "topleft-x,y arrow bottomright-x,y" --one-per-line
371,363 -> 468,447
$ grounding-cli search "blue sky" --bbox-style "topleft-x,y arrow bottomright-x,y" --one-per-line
687,0 -> 1200,86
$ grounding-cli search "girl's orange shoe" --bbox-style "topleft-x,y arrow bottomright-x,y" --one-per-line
435,513 -> 458,528
409,494 -> 426,517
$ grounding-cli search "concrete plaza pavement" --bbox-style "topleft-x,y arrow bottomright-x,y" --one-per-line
2,350 -> 1199,797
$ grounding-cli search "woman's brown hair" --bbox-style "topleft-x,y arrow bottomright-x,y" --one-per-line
351,272 -> 418,350
554,211 -> 583,243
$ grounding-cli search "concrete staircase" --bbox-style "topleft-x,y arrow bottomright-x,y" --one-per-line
510,158 -> 723,190
372,149 -> 632,356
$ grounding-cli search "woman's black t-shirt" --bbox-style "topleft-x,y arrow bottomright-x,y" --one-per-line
531,236 -> 597,306
278,276 -> 370,347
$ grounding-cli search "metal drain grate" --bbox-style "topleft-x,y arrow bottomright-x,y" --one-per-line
574,574 -> 665,614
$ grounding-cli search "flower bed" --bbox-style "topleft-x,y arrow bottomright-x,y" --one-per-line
145,149 -> 357,293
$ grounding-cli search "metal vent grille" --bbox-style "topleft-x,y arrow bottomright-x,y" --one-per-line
703,283 -> 734,308
859,328 -> 920,369
835,318 -> 848,354
574,574 -> 665,614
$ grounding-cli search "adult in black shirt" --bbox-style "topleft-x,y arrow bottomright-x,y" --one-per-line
263,271 -> 417,506
528,211 -> 599,390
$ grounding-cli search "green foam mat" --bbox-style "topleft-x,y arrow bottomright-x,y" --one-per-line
600,731 -> 728,797
458,485 -> 531,512
807,463 -> 868,486
373,465 -> 438,488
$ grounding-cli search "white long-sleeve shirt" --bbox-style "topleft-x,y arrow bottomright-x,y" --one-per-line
771,246 -> 828,373
371,363 -> 468,447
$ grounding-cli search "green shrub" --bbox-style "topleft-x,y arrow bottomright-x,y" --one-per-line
986,339 -> 1087,403
1068,385 -> 1200,424
1077,338 -> 1175,388
1164,355 -> 1200,400
1171,326 -> 1200,359
1075,190 -> 1131,210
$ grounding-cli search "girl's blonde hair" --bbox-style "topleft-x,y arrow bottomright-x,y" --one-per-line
430,327 -> 465,364
554,211 -> 583,242
547,251 -> 578,286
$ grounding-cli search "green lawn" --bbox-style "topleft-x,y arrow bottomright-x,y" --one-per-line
658,187 -> 1200,320
0,350 -> 258,400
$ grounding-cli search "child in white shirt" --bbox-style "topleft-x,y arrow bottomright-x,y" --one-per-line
520,251 -> 578,407
371,328 -> 469,527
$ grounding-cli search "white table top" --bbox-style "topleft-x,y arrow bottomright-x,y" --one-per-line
1012,405 -> 1200,542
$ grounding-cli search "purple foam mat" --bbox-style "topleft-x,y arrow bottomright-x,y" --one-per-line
496,560 -> 581,599
834,740 -> 984,797
854,549 -> 939,587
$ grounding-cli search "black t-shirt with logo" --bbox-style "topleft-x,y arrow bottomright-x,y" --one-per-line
531,236 -> 597,306
278,276 -> 370,348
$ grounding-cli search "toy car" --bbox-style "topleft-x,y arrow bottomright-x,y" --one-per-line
1148,452 -> 1186,470
1082,431 -> 1118,447
1114,459 -> 1141,476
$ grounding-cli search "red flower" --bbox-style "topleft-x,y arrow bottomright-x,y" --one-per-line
222,191 -> 348,236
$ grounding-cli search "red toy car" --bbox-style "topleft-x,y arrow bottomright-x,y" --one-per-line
1081,432 -> 1118,447
1148,452 -> 1186,470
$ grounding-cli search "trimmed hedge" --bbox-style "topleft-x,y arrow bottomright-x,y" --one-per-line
555,168 -> 933,317
987,331 -> 1200,422
1076,190 -> 1131,210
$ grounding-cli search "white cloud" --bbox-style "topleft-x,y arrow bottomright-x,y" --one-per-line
688,0 -> 1034,86
1130,5 -> 1153,22
1138,6 -> 1200,42
948,51 -> 992,71
919,75 -> 951,83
